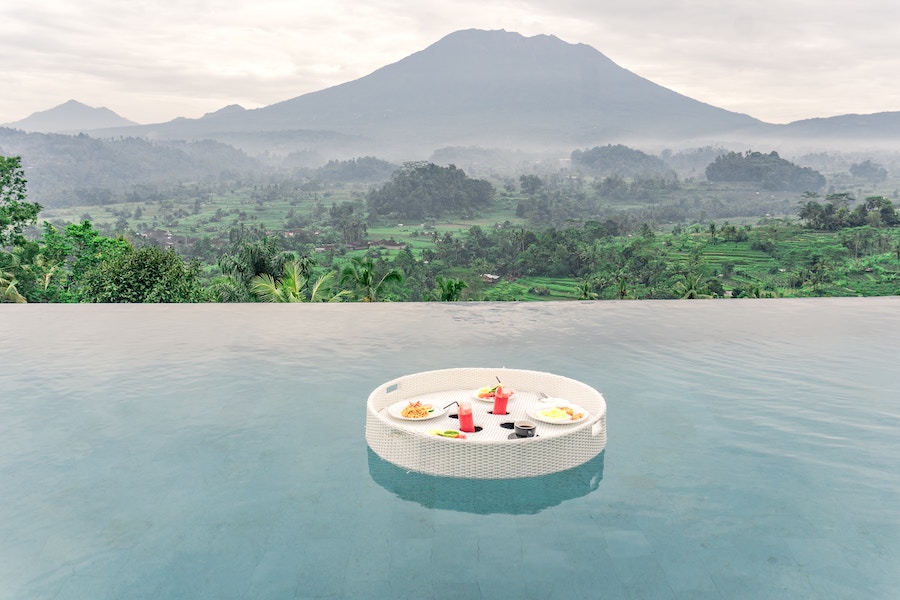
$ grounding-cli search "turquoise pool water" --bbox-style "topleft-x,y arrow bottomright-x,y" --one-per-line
1,299 -> 898,599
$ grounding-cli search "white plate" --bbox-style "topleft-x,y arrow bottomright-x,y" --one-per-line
387,400 -> 446,421
526,402 -> 590,424
472,388 -> 516,402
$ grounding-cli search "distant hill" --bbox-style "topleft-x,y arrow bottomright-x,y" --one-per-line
3,100 -> 139,133
0,127 -> 261,207
781,112 -> 900,139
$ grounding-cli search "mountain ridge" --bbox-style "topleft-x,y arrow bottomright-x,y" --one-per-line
2,99 -> 138,133
5,29 -> 900,156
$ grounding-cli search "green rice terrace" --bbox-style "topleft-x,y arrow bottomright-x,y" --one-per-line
3,154 -> 900,303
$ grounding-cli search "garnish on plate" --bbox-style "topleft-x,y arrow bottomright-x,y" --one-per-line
429,429 -> 467,439
476,385 -> 515,399
476,385 -> 498,399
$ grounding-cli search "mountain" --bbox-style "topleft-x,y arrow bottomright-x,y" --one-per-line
3,100 -> 139,133
13,29 -> 900,160
91,29 -> 769,157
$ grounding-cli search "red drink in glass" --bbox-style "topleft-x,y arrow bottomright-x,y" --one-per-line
492,387 -> 509,415
458,402 -> 475,432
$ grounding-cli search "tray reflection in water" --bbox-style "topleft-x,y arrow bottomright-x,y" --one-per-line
366,447 -> 604,515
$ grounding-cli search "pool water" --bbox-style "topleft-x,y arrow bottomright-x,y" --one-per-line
1,299 -> 898,599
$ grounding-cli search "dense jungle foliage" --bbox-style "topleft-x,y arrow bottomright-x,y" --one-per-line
3,147 -> 899,303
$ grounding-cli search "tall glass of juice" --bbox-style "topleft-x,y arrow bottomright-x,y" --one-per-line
492,387 -> 509,415
458,402 -> 475,432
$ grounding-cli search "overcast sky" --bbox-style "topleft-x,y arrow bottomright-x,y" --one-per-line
3,0 -> 898,125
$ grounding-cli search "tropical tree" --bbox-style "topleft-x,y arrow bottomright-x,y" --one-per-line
80,245 -> 204,302
366,161 -> 494,220
0,249 -> 24,301
1,156 -> 41,248
577,278 -> 599,300
328,202 -> 368,244
214,229 -> 301,301
482,280 -> 528,301
206,276 -> 248,303
0,264 -> 26,302
431,275 -> 468,301
306,271 -> 349,303
42,221 -> 132,301
674,273 -> 713,299
250,261 -> 347,303
218,230 -> 295,288
340,256 -> 403,302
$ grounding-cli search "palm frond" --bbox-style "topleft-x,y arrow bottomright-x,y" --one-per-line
249,273 -> 284,302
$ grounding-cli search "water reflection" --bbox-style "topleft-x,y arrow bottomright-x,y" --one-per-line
367,447 -> 604,514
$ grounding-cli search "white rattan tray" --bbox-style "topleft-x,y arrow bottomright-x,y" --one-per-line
365,367 -> 607,479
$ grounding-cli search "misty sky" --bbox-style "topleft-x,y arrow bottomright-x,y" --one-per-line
3,0 -> 899,125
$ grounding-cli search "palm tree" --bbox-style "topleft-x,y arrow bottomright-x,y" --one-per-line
432,275 -> 468,301
207,276 -> 250,302
340,256 -> 403,302
674,273 -> 712,299
250,261 -> 348,303
0,252 -> 27,303
218,233 -> 294,287
0,269 -> 26,303
577,278 -> 598,300
250,260 -> 305,302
